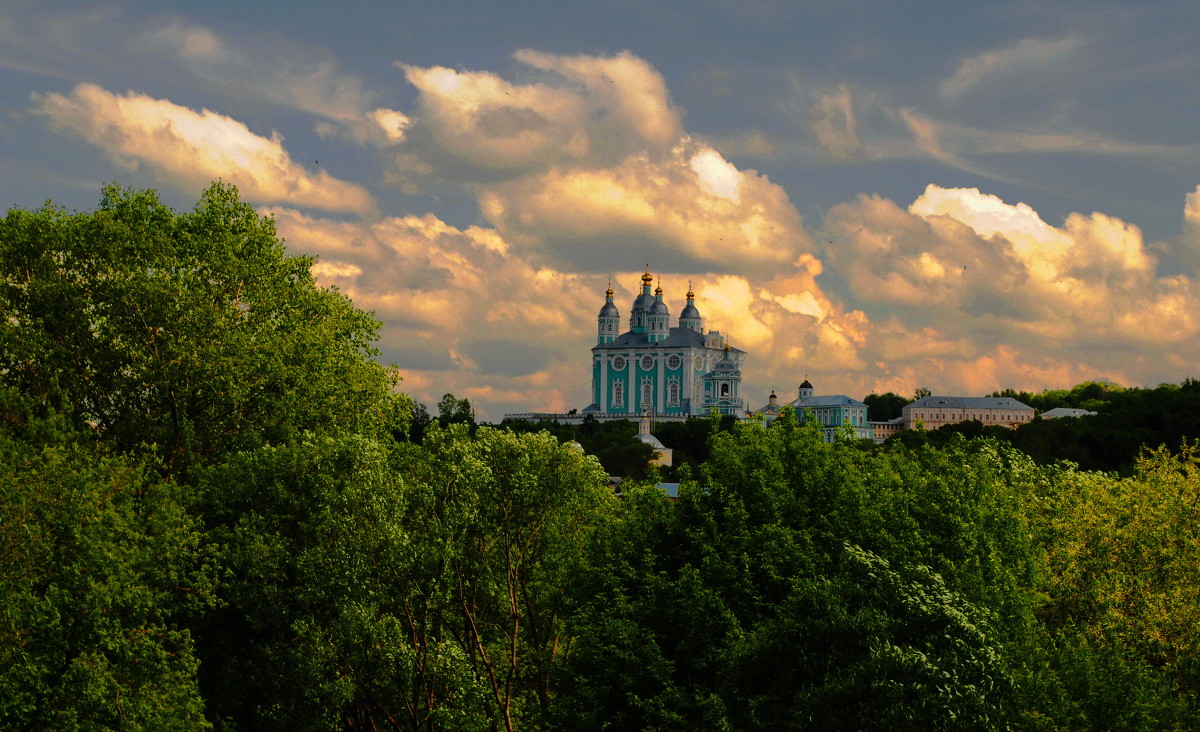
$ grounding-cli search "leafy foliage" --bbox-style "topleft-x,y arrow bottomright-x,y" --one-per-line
5,183 -> 1200,729
0,183 -> 402,475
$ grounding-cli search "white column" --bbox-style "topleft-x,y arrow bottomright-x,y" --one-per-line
657,353 -> 665,413
599,356 -> 607,412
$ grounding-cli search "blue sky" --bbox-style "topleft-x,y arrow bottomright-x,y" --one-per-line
5,0 -> 1200,418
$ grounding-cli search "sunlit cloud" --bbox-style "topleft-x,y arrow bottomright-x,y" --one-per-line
395,51 -> 812,275
138,20 -> 410,145
397,49 -> 682,180
815,184 -> 1200,400
940,36 -> 1084,99
476,142 -> 808,272
32,83 -> 375,214
811,83 -> 862,159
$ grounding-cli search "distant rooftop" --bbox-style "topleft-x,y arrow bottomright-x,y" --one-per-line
908,396 -> 1033,411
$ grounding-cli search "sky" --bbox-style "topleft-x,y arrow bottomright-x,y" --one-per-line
4,0 -> 1200,420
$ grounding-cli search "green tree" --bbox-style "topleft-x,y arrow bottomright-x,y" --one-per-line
0,183 -> 402,475
437,393 -> 476,430
0,407 -> 213,729
560,417 -> 1041,729
196,426 -> 614,731
863,392 -> 908,421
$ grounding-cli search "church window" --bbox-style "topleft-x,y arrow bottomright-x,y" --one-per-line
720,383 -> 730,397
612,355 -> 626,370
666,354 -> 681,370
641,379 -> 653,407
640,355 -> 654,371
612,382 -> 624,407
667,379 -> 680,405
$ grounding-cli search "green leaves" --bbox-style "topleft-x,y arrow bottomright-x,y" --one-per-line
0,182 -> 398,475
0,426 -> 212,729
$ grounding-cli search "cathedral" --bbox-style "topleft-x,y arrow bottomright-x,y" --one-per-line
581,269 -> 746,418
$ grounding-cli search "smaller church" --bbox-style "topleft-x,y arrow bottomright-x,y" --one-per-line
754,379 -> 873,442
582,268 -> 746,418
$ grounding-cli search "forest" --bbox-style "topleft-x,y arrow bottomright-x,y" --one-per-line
3,184 -> 1200,730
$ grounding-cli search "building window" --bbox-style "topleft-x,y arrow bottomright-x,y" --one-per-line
720,383 -> 730,397
641,379 -> 653,407
612,382 -> 624,407
666,354 -> 681,370
640,354 -> 655,371
667,379 -> 680,406
612,355 -> 626,370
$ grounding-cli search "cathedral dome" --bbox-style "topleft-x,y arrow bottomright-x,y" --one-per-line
631,292 -> 655,313
680,302 -> 701,320
651,300 -> 669,316
599,301 -> 619,317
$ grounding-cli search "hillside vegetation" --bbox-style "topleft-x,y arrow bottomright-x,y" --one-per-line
3,185 -> 1199,730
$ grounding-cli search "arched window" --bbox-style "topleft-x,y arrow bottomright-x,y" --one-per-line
720,383 -> 730,397
667,380 -> 680,405
641,380 -> 653,407
612,381 -> 624,407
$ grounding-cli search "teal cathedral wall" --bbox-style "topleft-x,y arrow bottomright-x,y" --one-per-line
583,269 -> 747,417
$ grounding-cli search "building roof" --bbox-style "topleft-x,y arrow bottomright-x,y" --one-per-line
1041,407 -> 1097,419
592,327 -> 746,353
791,394 -> 867,408
636,432 -> 667,450
907,396 -> 1034,411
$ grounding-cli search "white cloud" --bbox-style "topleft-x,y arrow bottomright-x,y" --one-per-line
138,20 -> 411,145
513,49 -> 683,153
818,185 -> 1200,398
476,140 -> 809,272
395,52 -> 812,275
32,83 -> 375,214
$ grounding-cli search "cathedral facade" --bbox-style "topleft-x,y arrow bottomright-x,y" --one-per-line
582,269 -> 746,417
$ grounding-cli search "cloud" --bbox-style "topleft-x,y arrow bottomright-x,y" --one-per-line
394,51 -> 812,276
265,207 -> 605,418
32,83 -> 374,213
941,36 -> 1084,98
811,83 -> 862,159
819,185 -> 1200,392
397,49 -> 682,181
476,141 -> 809,273
138,20 -> 410,145
513,49 -> 682,152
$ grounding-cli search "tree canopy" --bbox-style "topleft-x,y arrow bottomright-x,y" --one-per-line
4,183 -> 1200,729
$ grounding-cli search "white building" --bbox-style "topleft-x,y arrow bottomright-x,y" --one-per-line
903,395 -> 1034,430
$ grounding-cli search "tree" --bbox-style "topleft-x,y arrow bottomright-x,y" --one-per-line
0,182 -> 402,476
914,386 -> 932,400
437,393 -> 476,429
194,425 -> 614,731
863,392 -> 908,421
559,416 -> 1044,729
0,405 -> 213,729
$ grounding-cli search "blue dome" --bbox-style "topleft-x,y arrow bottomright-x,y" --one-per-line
599,301 -> 618,317
651,300 -> 669,316
631,293 -> 655,313
680,303 -> 701,320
